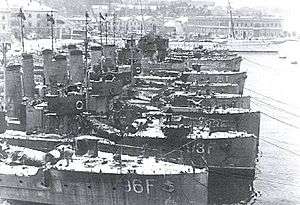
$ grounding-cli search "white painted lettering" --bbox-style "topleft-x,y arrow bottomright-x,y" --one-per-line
123,180 -> 131,193
132,179 -> 143,194
196,143 -> 205,154
145,179 -> 155,194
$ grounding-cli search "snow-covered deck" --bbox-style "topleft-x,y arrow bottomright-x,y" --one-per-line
0,163 -> 40,176
165,106 -> 252,114
55,152 -> 206,175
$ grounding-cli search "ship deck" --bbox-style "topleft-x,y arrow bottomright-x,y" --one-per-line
0,163 -> 39,176
55,152 -> 206,175
128,118 -> 256,139
163,106 -> 253,114
171,91 -> 245,98
183,70 -> 246,75
0,149 -> 206,176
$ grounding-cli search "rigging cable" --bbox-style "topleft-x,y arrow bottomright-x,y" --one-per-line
260,138 -> 300,157
245,87 -> 300,109
250,101 -> 300,130
242,57 -> 276,71
251,97 -> 300,118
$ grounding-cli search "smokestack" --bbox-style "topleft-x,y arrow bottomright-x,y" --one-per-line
52,54 -> 68,84
69,50 -> 84,84
42,49 -> 53,85
90,46 -> 102,70
102,44 -> 116,66
22,53 -> 35,98
4,64 -> 23,117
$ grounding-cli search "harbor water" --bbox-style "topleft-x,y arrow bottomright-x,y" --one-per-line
243,41 -> 300,204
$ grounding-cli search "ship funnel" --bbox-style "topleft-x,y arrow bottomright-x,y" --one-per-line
22,53 -> 35,98
4,64 -> 23,118
91,46 -> 102,70
69,50 -> 84,84
42,49 -> 53,85
102,44 -> 116,66
51,54 -> 68,85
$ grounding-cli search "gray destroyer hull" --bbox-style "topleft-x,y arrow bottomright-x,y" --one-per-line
0,169 -> 208,205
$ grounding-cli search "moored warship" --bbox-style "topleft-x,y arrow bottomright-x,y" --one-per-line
0,31 -> 259,204
0,140 -> 208,205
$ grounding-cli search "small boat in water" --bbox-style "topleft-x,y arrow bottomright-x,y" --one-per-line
291,60 -> 298,64
278,54 -> 287,59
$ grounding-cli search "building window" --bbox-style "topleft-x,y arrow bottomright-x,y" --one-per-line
2,16 -> 5,20
37,14 -> 41,18
2,25 -> 5,30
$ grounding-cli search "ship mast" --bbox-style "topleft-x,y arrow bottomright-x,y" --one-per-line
228,0 -> 235,39
138,0 -> 144,37
46,11 -> 55,51
130,34 -> 135,86
99,14 -> 103,45
113,13 -> 116,45
105,13 -> 108,45
99,12 -> 106,45
17,8 -> 26,52
84,11 -> 89,111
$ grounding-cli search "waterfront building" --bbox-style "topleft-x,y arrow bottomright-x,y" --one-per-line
185,15 -> 283,39
0,4 -> 10,36
0,0 -> 75,40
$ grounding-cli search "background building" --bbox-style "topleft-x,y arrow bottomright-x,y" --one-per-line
0,0 -> 286,42
185,15 -> 283,39
0,0 -> 76,41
